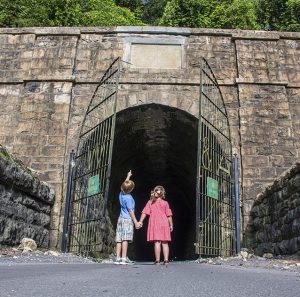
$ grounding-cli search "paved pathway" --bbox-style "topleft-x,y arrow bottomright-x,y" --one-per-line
0,262 -> 299,297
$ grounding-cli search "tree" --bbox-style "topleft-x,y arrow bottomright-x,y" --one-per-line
0,0 -> 54,27
0,0 -> 143,27
257,0 -> 300,31
142,0 -> 168,25
81,0 -> 143,26
115,0 -> 144,18
0,0 -> 298,31
213,0 -> 260,30
159,0 -> 260,29
159,0 -> 202,27
285,0 -> 300,31
115,0 -> 143,11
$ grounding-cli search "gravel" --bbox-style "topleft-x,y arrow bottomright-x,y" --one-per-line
194,255 -> 300,273
0,247 -> 96,265
1,247 -> 300,274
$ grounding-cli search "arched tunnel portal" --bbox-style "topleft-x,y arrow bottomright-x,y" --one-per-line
108,104 -> 198,261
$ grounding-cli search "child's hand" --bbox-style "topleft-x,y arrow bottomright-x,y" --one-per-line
127,170 -> 132,178
135,222 -> 142,229
170,225 -> 173,232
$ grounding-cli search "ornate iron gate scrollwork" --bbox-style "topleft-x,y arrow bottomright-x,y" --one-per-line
67,58 -> 121,257
195,58 -> 236,257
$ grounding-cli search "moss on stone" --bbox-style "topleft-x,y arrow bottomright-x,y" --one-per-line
0,146 -> 38,179
0,149 -> 12,161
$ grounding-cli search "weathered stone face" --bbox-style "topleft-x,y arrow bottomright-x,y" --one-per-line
246,163 -> 300,256
0,145 -> 54,248
0,27 -> 299,249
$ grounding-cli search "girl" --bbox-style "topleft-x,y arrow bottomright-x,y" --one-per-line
139,186 -> 173,265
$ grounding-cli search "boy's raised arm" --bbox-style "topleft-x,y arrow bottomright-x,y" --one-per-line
125,170 -> 132,181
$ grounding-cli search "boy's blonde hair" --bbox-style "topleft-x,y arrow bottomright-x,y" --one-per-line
121,180 -> 135,194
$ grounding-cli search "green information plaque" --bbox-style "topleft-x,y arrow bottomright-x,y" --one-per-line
87,175 -> 100,197
207,177 -> 218,199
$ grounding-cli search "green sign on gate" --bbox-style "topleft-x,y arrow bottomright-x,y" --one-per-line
207,177 -> 218,199
87,175 -> 100,196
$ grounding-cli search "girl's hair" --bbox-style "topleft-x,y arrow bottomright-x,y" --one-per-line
150,185 -> 166,203
121,180 -> 135,194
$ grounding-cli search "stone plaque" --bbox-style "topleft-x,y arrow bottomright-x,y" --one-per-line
207,177 -> 218,199
87,175 -> 100,197
131,44 -> 182,69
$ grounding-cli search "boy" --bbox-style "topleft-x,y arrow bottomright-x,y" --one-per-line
115,170 -> 141,265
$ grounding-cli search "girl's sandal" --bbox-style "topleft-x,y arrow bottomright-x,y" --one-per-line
163,260 -> 169,267
154,261 -> 160,266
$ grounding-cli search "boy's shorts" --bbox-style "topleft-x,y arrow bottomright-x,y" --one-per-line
115,216 -> 134,243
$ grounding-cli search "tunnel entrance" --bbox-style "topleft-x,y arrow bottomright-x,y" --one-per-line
66,58 -> 236,260
108,104 -> 198,261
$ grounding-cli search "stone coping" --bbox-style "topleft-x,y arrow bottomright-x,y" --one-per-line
0,145 -> 55,205
235,78 -> 289,86
255,162 -> 300,205
1,78 -> 300,88
0,26 -> 299,39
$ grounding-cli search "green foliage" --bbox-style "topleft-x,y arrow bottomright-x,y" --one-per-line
0,0 -> 143,27
215,0 -> 260,30
159,0 -> 299,31
286,0 -> 300,31
159,0 -> 260,29
115,0 -> 143,11
51,0 -> 83,26
257,0 -> 300,31
115,0 -> 144,18
0,0 -> 53,27
82,0 -> 143,26
0,0 -> 298,31
159,0 -> 202,27
141,0 -> 168,25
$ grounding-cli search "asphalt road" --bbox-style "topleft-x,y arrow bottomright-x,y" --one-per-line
0,262 -> 299,297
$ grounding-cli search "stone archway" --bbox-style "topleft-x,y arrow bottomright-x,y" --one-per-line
108,103 -> 198,261
66,58 -> 235,260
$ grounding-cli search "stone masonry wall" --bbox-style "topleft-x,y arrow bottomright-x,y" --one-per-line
0,27 -> 299,249
247,162 -> 300,256
0,145 -> 54,247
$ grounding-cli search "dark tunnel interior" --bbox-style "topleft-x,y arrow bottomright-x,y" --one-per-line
108,104 -> 198,261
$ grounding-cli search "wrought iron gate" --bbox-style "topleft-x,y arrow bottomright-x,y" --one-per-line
195,58 -> 236,257
67,58 -> 121,257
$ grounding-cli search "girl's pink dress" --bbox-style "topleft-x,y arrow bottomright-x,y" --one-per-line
142,198 -> 173,242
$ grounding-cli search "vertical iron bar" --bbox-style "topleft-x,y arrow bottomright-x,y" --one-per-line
196,58 -> 204,256
103,59 -> 121,213
234,154 -> 241,254
62,150 -> 75,252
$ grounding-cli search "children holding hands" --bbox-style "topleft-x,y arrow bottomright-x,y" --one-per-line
115,171 -> 173,266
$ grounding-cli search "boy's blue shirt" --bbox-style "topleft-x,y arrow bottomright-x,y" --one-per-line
119,192 -> 135,219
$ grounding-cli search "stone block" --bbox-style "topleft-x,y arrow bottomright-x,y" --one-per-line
47,136 -> 66,146
38,171 -> 63,182
243,156 -> 269,167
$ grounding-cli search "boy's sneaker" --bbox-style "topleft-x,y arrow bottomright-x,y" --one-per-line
120,257 -> 134,265
125,257 -> 135,264
114,258 -> 121,265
